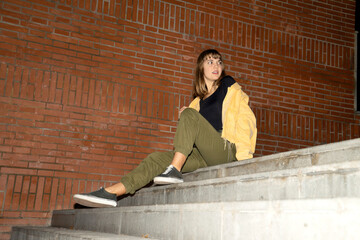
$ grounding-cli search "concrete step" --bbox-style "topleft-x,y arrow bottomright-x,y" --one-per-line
183,138 -> 360,182
14,139 -> 360,240
117,138 -> 360,206
11,226 -> 157,240
51,198 -> 360,240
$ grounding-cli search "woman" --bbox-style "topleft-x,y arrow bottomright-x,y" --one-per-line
73,49 -> 257,208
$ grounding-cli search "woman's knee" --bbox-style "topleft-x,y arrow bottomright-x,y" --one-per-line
146,151 -> 163,161
180,108 -> 199,119
143,151 -> 173,166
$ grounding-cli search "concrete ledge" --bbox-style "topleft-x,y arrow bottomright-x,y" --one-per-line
51,210 -> 75,229
48,139 -> 360,240
11,226 -> 155,240
115,138 -> 360,206
117,158 -> 360,206
115,139 -> 360,206
52,198 -> 360,240
183,138 -> 360,182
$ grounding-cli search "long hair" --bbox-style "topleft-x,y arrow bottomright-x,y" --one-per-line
193,49 -> 227,99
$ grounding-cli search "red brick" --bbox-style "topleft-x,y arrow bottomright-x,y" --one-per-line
1,167 -> 37,175
21,211 -> 51,218
2,211 -> 21,218
0,218 -> 48,226
14,176 -> 23,193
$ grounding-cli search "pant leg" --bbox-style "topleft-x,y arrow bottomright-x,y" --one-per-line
120,149 -> 207,194
120,151 -> 173,194
181,147 -> 207,172
174,108 -> 236,167
120,108 -> 236,194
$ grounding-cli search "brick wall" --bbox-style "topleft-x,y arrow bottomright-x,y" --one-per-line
0,0 -> 358,239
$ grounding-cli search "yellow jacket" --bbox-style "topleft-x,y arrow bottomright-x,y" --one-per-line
188,82 -> 257,161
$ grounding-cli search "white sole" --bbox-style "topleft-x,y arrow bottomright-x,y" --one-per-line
153,176 -> 183,185
73,194 -> 117,208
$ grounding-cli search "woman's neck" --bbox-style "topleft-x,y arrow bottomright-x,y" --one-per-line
203,84 -> 218,100
205,79 -> 216,91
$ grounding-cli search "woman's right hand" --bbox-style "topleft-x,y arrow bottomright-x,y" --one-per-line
179,106 -> 188,117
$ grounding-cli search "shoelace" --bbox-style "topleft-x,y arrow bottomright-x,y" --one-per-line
162,165 -> 174,175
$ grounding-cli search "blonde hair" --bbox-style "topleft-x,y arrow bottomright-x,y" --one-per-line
193,49 -> 226,99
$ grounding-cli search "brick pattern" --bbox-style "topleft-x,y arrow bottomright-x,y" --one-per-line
0,0 -> 358,239
61,0 -> 355,46
0,63 -> 188,121
254,107 -> 360,156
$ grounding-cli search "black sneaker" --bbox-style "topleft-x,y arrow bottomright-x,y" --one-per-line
73,188 -> 117,208
154,165 -> 184,185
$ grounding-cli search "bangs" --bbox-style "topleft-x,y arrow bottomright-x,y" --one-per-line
203,53 -> 222,61
197,49 -> 223,64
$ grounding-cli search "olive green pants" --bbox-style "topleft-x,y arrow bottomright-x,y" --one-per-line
120,108 -> 237,194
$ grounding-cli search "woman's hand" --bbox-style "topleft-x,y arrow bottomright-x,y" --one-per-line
179,106 -> 188,117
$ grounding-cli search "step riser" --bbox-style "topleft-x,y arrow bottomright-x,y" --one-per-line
53,199 -> 360,240
117,161 -> 360,206
22,139 -> 360,240
11,228 -> 80,240
11,227 -> 150,240
115,139 -> 360,207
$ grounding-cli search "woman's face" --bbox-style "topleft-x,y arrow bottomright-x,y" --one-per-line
202,56 -> 223,83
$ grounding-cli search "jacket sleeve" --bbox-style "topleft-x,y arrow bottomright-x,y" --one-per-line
188,97 -> 200,111
222,84 -> 257,161
234,95 -> 257,161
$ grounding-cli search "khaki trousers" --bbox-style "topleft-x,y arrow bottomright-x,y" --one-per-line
120,108 -> 236,194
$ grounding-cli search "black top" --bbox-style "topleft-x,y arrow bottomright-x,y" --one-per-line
199,76 -> 236,131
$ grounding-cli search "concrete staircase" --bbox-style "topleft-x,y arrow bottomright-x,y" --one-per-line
11,138 -> 360,240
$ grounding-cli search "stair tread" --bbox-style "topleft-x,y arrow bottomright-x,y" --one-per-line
51,198 -> 360,240
24,139 -> 360,240
12,226 -> 158,240
115,156 -> 360,206
182,138 -> 360,183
